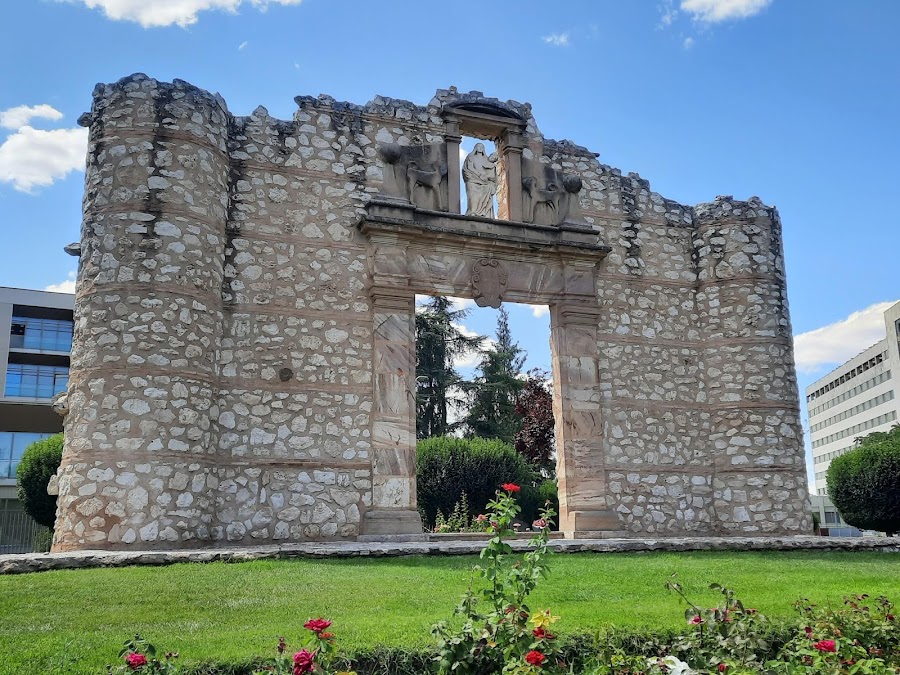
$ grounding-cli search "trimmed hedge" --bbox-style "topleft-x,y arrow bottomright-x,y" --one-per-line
827,425 -> 900,535
416,436 -> 541,527
15,433 -> 63,528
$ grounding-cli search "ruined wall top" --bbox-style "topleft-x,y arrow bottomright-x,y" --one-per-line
77,73 -> 777,232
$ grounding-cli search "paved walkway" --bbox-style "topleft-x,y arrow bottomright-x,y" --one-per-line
1,535 -> 898,574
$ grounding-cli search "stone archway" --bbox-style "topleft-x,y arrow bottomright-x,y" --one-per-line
358,199 -> 618,537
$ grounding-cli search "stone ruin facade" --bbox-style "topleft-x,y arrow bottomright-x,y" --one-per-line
50,73 -> 812,551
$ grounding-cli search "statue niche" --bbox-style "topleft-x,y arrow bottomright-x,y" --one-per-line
379,142 -> 449,211
521,160 -> 583,227
462,143 -> 499,218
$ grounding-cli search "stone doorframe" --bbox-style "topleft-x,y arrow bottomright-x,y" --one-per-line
357,200 -> 619,538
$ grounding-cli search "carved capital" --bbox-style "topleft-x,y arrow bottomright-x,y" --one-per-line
370,285 -> 413,312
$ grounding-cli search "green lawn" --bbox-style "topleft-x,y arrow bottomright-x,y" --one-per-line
1,551 -> 899,674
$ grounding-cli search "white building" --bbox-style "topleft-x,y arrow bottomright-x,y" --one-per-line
806,300 -> 900,497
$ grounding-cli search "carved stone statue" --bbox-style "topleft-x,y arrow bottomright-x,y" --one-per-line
462,143 -> 498,218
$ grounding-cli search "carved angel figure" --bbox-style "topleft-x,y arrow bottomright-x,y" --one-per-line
463,143 -> 498,218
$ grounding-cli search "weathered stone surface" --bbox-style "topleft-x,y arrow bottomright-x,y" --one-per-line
52,74 -> 811,551
4,537 -> 897,575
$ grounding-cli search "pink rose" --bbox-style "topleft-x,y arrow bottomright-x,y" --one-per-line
293,649 -> 316,674
125,652 -> 148,670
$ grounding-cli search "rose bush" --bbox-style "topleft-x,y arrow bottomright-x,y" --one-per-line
104,489 -> 900,674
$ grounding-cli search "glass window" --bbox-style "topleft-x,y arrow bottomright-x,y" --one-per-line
9,316 -> 73,352
0,432 -> 54,478
4,364 -> 69,399
824,511 -> 840,524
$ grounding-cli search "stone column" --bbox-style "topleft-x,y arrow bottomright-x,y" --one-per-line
499,129 -> 524,222
361,233 -> 423,537
443,115 -> 462,215
551,258 -> 618,537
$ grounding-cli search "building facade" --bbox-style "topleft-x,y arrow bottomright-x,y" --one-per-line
52,74 -> 811,551
0,287 -> 74,552
806,301 -> 900,496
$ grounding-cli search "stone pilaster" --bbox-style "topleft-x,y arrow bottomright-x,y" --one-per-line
359,221 -> 422,536
551,301 -> 619,536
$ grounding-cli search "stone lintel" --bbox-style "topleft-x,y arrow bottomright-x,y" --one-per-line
441,106 -> 526,139
359,201 -> 610,258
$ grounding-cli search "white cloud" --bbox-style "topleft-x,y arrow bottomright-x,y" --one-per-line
66,0 -> 303,28
0,105 -> 64,130
683,36 -> 695,49
452,321 -> 493,370
680,0 -> 772,23
793,301 -> 897,374
526,304 -> 549,319
542,32 -> 570,47
238,40 -> 249,50
44,271 -> 77,294
0,125 -> 88,193
658,0 -> 678,27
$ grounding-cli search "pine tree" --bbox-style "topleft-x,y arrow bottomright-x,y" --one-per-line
464,307 -> 526,444
415,296 -> 483,438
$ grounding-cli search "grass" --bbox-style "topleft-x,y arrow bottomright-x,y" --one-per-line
1,551 -> 899,674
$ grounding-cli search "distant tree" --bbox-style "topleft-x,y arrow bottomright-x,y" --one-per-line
464,307 -> 525,444
415,296 -> 483,439
15,434 -> 64,529
827,425 -> 900,536
514,370 -> 555,473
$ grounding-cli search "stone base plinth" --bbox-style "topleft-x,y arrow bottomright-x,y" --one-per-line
362,509 -> 424,536
560,509 -> 620,536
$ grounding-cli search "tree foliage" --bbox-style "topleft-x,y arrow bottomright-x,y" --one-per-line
514,370 -> 555,472
15,433 -> 64,528
463,308 -> 525,445
826,425 -> 900,536
415,296 -> 483,439
416,436 -> 538,528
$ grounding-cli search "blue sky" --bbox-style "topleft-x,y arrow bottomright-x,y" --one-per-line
1,0 -> 898,483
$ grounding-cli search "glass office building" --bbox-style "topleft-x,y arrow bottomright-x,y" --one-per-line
0,287 -> 74,551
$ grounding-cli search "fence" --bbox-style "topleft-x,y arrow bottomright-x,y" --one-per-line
0,508 -> 50,554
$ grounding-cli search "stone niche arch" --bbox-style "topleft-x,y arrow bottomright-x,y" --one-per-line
358,198 -> 618,538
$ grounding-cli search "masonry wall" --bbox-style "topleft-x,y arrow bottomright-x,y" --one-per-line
52,74 -> 810,550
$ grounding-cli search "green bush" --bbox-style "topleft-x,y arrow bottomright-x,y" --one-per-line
15,433 -> 63,528
416,436 -> 537,528
826,425 -> 900,536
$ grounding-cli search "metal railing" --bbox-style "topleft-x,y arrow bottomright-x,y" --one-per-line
0,509 -> 50,554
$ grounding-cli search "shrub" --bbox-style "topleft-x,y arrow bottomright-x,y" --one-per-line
416,436 -> 537,528
826,425 -> 900,535
15,433 -> 63,528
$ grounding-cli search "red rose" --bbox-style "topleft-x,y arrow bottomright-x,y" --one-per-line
533,518 -> 548,529
533,627 -> 547,639
718,664 -> 727,672
125,652 -> 148,670
501,483 -> 521,493
689,615 -> 704,625
525,650 -> 545,666
814,640 -> 837,653
292,649 -> 316,674
303,618 -> 332,634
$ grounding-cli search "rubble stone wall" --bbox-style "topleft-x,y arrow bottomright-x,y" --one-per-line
52,74 -> 811,551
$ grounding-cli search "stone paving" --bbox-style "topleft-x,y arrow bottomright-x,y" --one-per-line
2,536 -> 896,575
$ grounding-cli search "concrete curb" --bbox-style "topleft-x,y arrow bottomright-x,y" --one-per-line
2,536 -> 898,575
